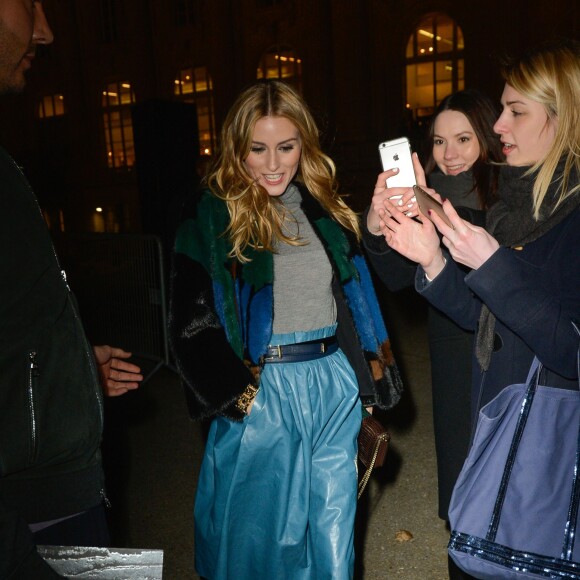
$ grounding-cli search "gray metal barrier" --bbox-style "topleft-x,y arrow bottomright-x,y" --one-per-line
54,233 -> 173,381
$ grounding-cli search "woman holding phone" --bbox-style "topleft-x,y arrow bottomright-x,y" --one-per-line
372,39 -> 580,577
364,89 -> 502,575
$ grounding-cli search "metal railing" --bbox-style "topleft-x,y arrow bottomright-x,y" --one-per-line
54,233 -> 173,382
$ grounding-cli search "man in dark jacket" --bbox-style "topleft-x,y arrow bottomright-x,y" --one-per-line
0,2 -> 143,577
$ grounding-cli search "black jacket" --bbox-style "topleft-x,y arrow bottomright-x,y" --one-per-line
0,147 -> 105,577
417,206 -> 580,418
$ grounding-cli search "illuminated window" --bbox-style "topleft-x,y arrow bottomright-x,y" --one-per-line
174,66 -> 216,156
257,46 -> 302,93
102,81 -> 136,169
38,94 -> 65,118
405,14 -> 464,121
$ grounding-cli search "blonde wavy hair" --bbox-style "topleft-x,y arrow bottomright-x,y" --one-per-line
500,39 -> 580,218
206,80 -> 361,262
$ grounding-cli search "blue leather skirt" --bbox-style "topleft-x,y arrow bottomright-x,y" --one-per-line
194,325 -> 361,579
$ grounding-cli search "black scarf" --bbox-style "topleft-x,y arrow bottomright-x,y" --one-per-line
428,169 -> 480,210
475,161 -> 580,371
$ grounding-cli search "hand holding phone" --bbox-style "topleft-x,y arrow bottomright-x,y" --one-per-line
413,185 -> 453,228
379,137 -> 416,189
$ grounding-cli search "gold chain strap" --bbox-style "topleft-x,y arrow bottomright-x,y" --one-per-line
357,432 -> 390,500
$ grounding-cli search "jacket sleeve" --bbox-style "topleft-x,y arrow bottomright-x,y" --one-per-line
465,234 -> 580,379
168,194 -> 256,421
418,210 -> 580,380
415,253 -> 482,332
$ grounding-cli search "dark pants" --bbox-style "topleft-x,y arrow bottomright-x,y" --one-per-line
33,504 -> 110,548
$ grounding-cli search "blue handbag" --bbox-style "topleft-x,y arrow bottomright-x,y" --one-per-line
448,333 -> 580,579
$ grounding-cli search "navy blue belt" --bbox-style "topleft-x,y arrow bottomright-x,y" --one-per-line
260,336 -> 338,364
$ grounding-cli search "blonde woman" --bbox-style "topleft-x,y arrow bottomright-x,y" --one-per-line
373,39 -> 579,434
169,79 -> 402,579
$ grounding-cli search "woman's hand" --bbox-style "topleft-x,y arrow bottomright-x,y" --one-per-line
378,197 -> 445,278
368,169 -> 415,234
382,153 -> 431,221
427,200 -> 500,269
412,152 -> 427,187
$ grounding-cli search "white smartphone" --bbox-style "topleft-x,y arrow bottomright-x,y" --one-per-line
378,137 -> 417,189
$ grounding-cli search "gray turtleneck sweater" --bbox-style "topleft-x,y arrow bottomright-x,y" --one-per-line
272,184 -> 336,334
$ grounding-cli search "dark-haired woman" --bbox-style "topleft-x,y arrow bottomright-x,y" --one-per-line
363,89 -> 502,579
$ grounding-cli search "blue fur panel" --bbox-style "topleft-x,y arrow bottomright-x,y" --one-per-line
353,255 -> 388,344
342,279 -> 378,353
212,280 -> 244,358
246,285 -> 273,364
340,256 -> 389,353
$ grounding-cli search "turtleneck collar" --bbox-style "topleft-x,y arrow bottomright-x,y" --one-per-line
278,182 -> 302,210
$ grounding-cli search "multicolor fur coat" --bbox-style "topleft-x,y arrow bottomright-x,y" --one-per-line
169,183 -> 403,421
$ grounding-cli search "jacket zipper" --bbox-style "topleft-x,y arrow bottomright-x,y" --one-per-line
100,488 -> 112,509
28,351 -> 39,464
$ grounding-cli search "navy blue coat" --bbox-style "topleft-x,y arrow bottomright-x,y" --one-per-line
416,207 -> 580,419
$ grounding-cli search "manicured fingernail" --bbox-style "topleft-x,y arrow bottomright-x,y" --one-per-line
441,197 -> 446,203
398,199 -> 403,206
392,167 -> 399,173
428,210 -> 432,215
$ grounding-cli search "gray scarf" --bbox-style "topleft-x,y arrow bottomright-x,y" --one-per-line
475,161 -> 580,370
428,169 -> 480,210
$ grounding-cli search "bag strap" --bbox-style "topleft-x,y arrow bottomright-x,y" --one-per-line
357,435 -> 389,500
485,358 -> 540,541
486,322 -> 580,562
468,355 -> 542,448
561,321 -> 580,560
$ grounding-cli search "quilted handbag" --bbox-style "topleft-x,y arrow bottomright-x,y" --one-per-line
448,328 -> 580,578
357,413 -> 390,499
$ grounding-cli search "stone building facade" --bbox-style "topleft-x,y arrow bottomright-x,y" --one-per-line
0,0 -> 576,233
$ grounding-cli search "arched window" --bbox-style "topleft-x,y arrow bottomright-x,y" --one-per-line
257,45 -> 302,92
174,66 -> 216,156
102,80 -> 136,169
38,94 -> 65,118
405,14 -> 464,122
